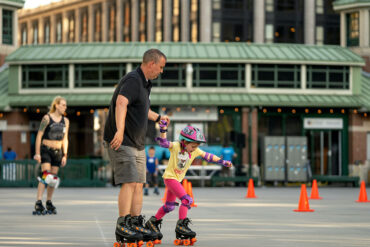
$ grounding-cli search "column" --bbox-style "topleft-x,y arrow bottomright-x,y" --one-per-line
131,0 -> 139,41
62,11 -> 68,43
253,0 -> 265,43
360,9 -> 370,47
13,9 -> 18,47
0,7 -> 2,45
163,0 -> 172,41
38,17 -> 44,44
200,0 -> 211,42
181,0 -> 189,41
340,12 -> 346,47
102,0 -> 108,42
251,108 -> 258,167
50,14 -> 56,43
242,107 -> 249,167
75,8 -> 81,43
27,20 -> 33,44
88,4 -> 94,42
147,0 -> 155,41
116,0 -> 123,42
304,0 -> 315,44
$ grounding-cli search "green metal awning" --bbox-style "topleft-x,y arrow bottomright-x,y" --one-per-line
333,0 -> 370,8
6,91 -> 362,108
5,42 -> 365,66
360,74 -> 370,110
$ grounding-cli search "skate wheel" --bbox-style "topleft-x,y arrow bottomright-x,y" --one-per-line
146,241 -> 154,247
191,238 -> 197,243
127,243 -> 135,247
183,239 -> 191,246
113,242 -> 122,247
137,240 -> 144,247
174,239 -> 182,245
154,239 -> 161,244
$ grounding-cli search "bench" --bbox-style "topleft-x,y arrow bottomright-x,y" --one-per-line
312,175 -> 360,187
211,176 -> 258,187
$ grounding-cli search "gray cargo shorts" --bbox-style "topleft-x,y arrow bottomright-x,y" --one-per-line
106,144 -> 146,185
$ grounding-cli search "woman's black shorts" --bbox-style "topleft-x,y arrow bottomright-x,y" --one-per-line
41,145 -> 63,167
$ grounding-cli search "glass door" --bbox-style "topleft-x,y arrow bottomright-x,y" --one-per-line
308,130 -> 341,176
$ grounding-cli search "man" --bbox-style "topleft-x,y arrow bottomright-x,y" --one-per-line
104,49 -> 169,244
3,147 -> 16,160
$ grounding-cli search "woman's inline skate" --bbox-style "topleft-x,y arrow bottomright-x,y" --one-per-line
174,218 -> 197,246
32,200 -> 46,215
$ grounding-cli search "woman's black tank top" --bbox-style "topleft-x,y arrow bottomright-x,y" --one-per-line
42,114 -> 66,141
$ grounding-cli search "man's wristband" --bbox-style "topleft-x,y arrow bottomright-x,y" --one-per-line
155,114 -> 161,123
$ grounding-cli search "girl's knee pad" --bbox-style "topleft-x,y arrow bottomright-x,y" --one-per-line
163,201 -> 179,213
180,194 -> 193,209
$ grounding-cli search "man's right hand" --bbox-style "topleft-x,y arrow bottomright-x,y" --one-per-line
110,131 -> 123,150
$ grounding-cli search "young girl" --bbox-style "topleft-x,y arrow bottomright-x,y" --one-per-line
145,121 -> 232,244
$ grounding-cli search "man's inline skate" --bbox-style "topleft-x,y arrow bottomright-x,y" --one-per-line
131,215 -> 160,246
145,216 -> 163,244
46,200 -> 57,214
174,218 -> 197,246
113,215 -> 144,247
32,200 -> 46,215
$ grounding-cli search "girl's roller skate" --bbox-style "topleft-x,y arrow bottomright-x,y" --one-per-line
46,200 -> 57,214
32,200 -> 46,215
130,215 -> 159,246
145,216 -> 163,244
114,215 -> 144,247
174,218 -> 197,246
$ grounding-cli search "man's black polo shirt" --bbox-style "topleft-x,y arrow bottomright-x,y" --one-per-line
104,67 -> 152,150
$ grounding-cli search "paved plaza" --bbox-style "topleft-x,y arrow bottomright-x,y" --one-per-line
0,186 -> 370,247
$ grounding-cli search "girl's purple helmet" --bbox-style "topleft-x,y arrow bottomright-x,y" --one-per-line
179,126 -> 206,143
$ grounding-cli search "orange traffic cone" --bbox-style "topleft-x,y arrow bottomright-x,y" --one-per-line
182,179 -> 189,194
161,187 -> 168,203
356,181 -> 370,203
294,184 -> 314,212
309,179 -> 322,200
187,181 -> 197,207
245,178 -> 257,198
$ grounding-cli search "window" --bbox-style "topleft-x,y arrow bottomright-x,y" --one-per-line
33,22 -> 38,44
94,7 -> 102,42
306,65 -> 349,89
272,0 -> 304,43
139,0 -> 146,41
155,0 -> 163,42
172,0 -> 181,42
193,63 -> 245,87
21,24 -> 27,45
252,64 -> 301,88
190,0 -> 199,42
81,8 -> 88,42
2,9 -> 13,45
152,63 -> 186,87
220,0 -> 253,42
123,0 -> 131,41
68,13 -> 75,42
56,16 -> 62,43
109,3 -> 116,42
347,12 -> 359,46
316,0 -> 340,45
44,19 -> 50,44
75,64 -> 126,88
22,65 -> 69,88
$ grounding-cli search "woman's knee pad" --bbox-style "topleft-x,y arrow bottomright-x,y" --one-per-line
180,194 -> 193,209
163,201 -> 179,213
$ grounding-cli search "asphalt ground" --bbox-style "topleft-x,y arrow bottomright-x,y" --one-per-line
0,186 -> 370,247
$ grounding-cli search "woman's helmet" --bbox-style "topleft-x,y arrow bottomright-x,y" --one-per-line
179,126 -> 206,143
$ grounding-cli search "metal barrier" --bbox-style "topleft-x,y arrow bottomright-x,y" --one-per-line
0,159 -> 108,187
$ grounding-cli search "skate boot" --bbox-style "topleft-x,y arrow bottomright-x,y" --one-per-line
174,218 -> 197,246
32,200 -> 46,215
114,215 -> 143,247
131,215 -> 158,246
145,216 -> 163,243
46,200 -> 57,214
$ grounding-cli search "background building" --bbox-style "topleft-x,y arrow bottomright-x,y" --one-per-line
1,0 -> 370,185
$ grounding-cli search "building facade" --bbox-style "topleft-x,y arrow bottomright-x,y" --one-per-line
1,0 -> 370,184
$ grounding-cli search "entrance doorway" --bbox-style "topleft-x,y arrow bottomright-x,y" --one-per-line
307,130 -> 342,176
